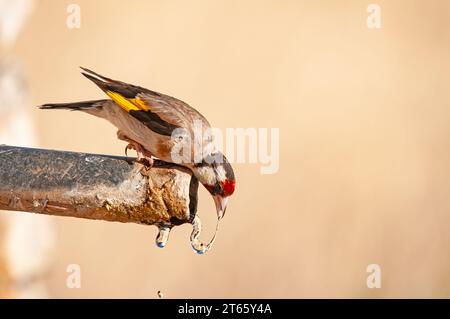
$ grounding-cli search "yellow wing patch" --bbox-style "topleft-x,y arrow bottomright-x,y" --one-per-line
129,97 -> 150,111
106,91 -> 150,112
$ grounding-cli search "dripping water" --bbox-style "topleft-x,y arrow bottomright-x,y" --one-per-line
190,215 -> 220,254
154,216 -> 221,254
155,226 -> 171,248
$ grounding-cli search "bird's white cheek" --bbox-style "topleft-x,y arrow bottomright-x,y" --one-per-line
215,165 -> 227,182
196,166 -> 216,185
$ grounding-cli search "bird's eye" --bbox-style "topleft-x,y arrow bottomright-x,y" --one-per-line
213,182 -> 222,194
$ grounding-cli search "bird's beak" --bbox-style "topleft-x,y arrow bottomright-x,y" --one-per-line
213,195 -> 229,220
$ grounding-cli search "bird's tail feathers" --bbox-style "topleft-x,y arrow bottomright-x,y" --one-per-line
39,99 -> 108,111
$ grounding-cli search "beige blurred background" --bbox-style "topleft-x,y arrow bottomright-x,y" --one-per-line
1,0 -> 450,298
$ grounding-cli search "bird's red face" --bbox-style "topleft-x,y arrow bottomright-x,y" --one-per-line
203,179 -> 236,196
204,178 -> 236,220
194,154 -> 236,220
221,179 -> 236,196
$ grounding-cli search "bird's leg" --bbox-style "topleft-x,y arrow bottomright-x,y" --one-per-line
117,131 -> 154,168
134,143 -> 154,168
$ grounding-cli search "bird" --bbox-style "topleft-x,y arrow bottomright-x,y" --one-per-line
39,67 -> 235,220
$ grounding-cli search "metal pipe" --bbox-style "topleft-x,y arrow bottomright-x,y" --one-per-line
0,145 -> 198,227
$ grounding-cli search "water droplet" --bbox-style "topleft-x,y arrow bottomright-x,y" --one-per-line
155,226 -> 171,248
190,215 -> 220,254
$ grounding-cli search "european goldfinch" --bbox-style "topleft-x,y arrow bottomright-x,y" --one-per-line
39,68 -> 235,220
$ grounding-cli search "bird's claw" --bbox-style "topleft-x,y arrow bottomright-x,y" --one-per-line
123,141 -> 153,168
124,143 -> 136,157
136,156 -> 154,168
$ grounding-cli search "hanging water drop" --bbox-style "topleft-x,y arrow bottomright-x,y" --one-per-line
155,226 -> 171,248
190,215 -> 220,254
